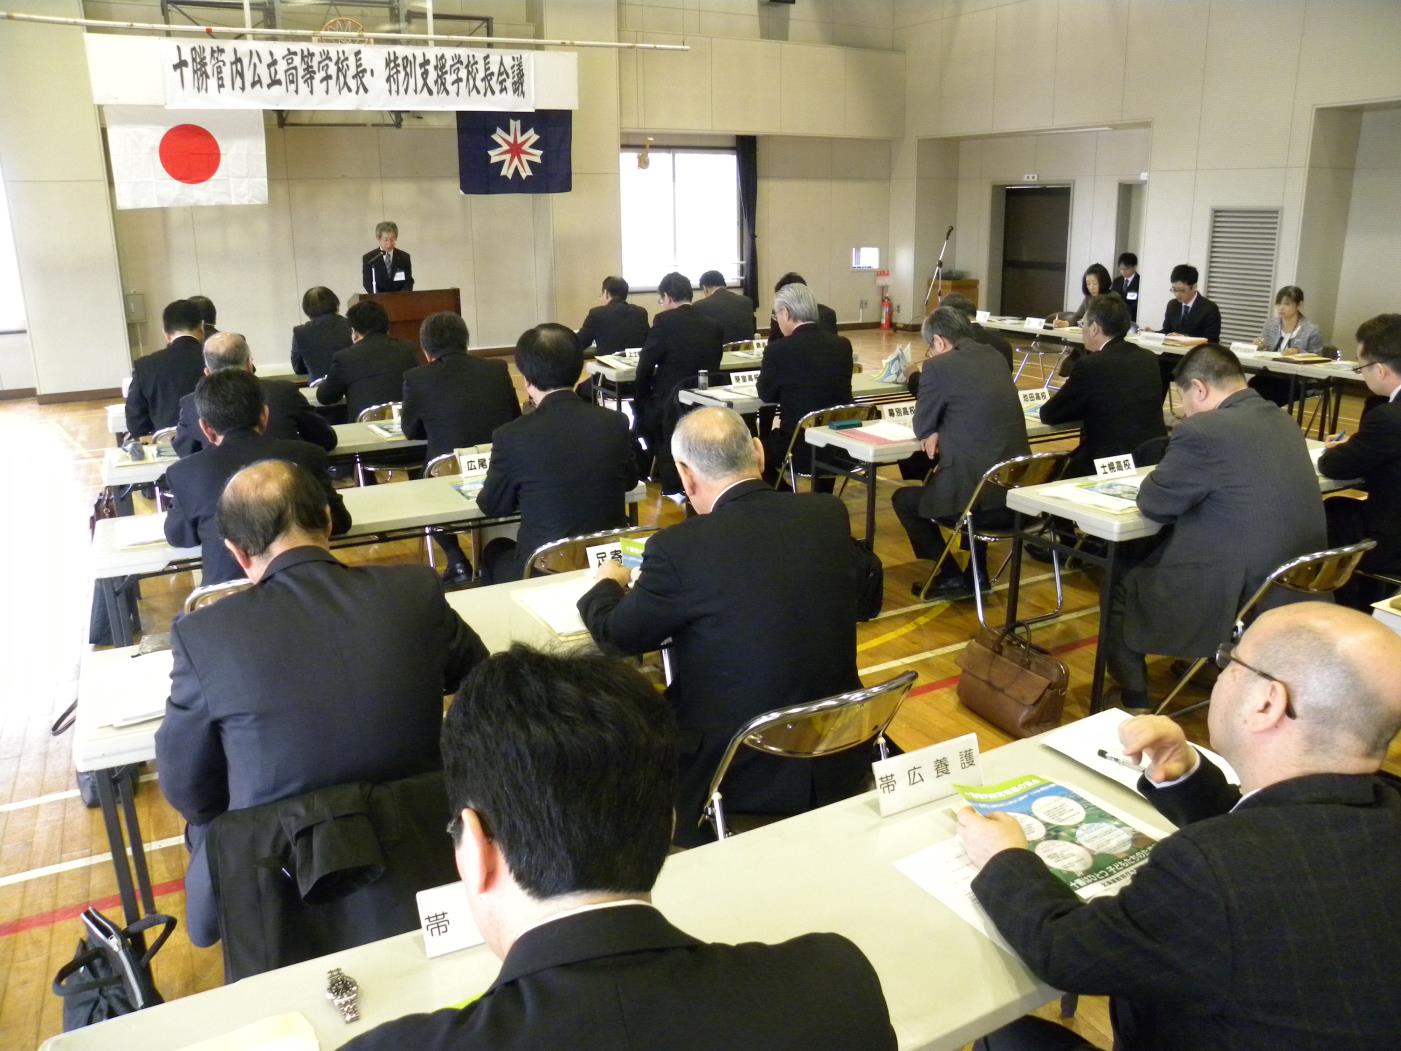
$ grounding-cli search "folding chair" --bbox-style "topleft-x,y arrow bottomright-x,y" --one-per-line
183,578 -> 253,614
523,525 -> 659,579
354,402 -> 416,486
771,403 -> 881,493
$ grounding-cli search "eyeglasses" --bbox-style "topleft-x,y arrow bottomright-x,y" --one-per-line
1170,285 -> 1192,295
1213,643 -> 1297,719
1351,361 -> 1381,374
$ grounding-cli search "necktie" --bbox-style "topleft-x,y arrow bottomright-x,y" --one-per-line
383,252 -> 392,275
1181,301 -> 1190,323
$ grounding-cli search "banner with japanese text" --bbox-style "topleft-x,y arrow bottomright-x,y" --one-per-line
162,39 -> 534,111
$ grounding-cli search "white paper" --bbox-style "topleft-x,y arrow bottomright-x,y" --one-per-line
894,837 -> 1014,953
976,310 -> 991,323
1023,316 -> 1045,329
176,1011 -> 318,1051
511,577 -> 596,636
1230,341 -> 1259,355
860,421 -> 917,442
416,881 -> 485,959
1041,708 -> 1240,793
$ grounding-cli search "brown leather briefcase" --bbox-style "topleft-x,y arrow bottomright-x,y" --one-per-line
954,627 -> 1068,738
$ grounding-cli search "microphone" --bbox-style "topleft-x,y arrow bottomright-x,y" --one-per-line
945,225 -> 955,239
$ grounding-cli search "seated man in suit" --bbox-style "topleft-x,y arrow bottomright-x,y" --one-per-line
477,324 -> 638,584
578,408 -> 873,846
1039,294 -> 1165,477
1110,250 -> 1140,322
1319,314 -> 1401,609
693,269 -> 757,345
157,458 -> 486,948
402,311 -> 520,587
291,286 -> 353,383
317,299 -> 420,422
165,370 -> 350,585
187,295 -> 218,337
362,220 -> 413,293
342,646 -> 896,1050
892,307 -> 1029,601
174,332 -> 337,457
767,271 -> 838,344
575,275 -> 649,355
757,281 -> 853,491
125,298 -> 206,438
634,271 -> 725,469
906,294 -> 1015,401
960,601 -> 1401,1051
1148,263 -> 1222,392
1101,344 -> 1326,710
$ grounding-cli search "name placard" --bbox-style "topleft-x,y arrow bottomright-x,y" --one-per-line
1024,316 -> 1045,330
872,733 -> 982,817
416,881 -> 485,958
1018,388 -> 1050,411
729,369 -> 760,385
975,309 -> 991,323
454,446 -> 492,482
1093,453 -> 1136,478
880,400 -> 917,422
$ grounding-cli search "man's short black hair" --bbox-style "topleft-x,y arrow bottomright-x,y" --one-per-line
1118,252 -> 1138,268
1361,316 -> 1401,371
939,293 -> 977,320
1170,263 -> 1199,287
1356,313 -> 1401,354
601,276 -> 630,301
420,311 -> 469,359
187,295 -> 216,327
657,272 -> 693,303
162,299 -> 204,334
1082,263 -> 1112,298
302,286 -> 340,319
773,271 -> 806,292
195,367 -> 264,435
217,460 -> 330,558
1084,294 -> 1130,339
346,300 -> 390,336
442,646 -> 679,898
515,323 -> 583,391
1173,343 -> 1244,390
698,270 -> 725,289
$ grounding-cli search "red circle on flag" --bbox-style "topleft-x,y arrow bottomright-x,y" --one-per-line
159,124 -> 221,184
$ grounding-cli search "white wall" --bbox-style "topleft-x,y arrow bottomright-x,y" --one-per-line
621,0 -> 896,50
1334,107 -> 1401,347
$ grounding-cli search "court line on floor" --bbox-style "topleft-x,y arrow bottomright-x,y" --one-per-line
0,834 -> 186,890
0,878 -> 187,940
893,631 -> 1102,699
870,568 -> 1078,622
859,605 -> 1100,677
0,772 -> 160,814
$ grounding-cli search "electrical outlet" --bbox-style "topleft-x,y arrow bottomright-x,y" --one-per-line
1023,173 -> 1039,182
859,299 -> 868,310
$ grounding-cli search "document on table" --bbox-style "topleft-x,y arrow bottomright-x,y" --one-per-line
367,422 -> 405,440
1049,477 -> 1143,514
844,421 -> 916,444
176,1011 -> 318,1050
1042,708 -> 1240,793
724,381 -> 759,397
895,837 -> 1014,953
511,577 -> 596,637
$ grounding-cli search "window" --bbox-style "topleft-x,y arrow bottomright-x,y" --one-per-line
0,165 -> 24,333
852,246 -> 880,270
619,148 -> 740,290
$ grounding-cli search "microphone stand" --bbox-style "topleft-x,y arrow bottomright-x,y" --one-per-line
923,226 -> 954,315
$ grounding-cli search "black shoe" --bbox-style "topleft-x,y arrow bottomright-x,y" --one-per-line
439,562 -> 473,589
913,574 -> 975,602
1024,543 -> 1055,564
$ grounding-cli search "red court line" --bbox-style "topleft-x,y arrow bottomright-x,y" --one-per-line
906,633 -> 1100,699
0,878 -> 185,939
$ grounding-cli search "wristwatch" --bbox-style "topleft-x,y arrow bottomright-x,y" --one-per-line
326,968 -> 360,1023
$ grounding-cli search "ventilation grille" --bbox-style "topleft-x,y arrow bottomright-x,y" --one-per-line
1205,208 -> 1280,345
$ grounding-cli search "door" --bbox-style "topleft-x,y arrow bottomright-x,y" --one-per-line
999,186 -> 1071,318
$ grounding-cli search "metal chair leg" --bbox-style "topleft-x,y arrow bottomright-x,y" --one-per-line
1154,656 -> 1209,716
915,518 -> 966,601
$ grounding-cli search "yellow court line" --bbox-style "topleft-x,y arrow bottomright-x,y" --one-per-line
857,602 -> 949,652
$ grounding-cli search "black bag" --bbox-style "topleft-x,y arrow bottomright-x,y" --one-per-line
53,908 -> 175,1031
854,540 -> 884,621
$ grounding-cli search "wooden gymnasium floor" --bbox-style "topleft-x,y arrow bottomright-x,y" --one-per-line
1,328 -> 1394,1049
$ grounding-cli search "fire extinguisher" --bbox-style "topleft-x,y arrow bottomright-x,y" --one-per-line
880,295 -> 893,330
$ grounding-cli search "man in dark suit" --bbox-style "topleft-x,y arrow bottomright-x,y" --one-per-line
125,299 -> 206,438
342,646 -> 895,1051
187,295 -> 218,337
164,370 -> 351,586
316,299 -> 419,421
634,271 -> 724,465
757,281 -> 853,489
173,332 -> 337,457
960,602 -> 1401,1051
578,407 -> 873,846
892,307 -> 1030,601
575,275 -> 649,354
1110,251 -> 1141,322
290,286 -> 353,382
1319,315 -> 1401,608
477,324 -> 638,584
693,269 -> 758,345
1040,295 -> 1165,477
361,220 -> 414,293
157,458 -> 486,948
1150,263 -> 1221,391
766,271 -> 838,344
402,311 -> 520,586
1101,344 -> 1326,710
906,294 -> 1015,401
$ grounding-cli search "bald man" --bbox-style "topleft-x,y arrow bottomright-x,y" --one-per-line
957,602 -> 1401,1051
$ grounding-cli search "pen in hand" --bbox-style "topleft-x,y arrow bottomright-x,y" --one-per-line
1096,748 -> 1144,771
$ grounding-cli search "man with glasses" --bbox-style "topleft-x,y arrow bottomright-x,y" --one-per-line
958,601 -> 1401,1050
1146,263 -> 1221,392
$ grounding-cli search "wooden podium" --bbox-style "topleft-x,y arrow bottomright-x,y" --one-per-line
359,288 -> 462,359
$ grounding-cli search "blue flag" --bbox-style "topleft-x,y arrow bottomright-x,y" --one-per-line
457,109 -> 572,195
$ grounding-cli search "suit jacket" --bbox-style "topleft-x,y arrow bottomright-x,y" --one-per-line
173,378 -> 338,458
316,333 -> 420,421
692,287 -> 758,345
341,904 -> 896,1051
756,322 -> 854,447
767,302 -> 839,343
1110,271 -> 1140,320
1040,338 -> 1166,477
1161,293 -> 1222,342
911,339 -> 1030,520
1126,388 -> 1326,656
1318,395 -> 1401,574
906,322 -> 1015,397
125,335 -> 205,437
362,248 -> 414,293
290,313 -> 353,382
972,759 -> 1401,1051
476,391 -> 638,573
401,352 -> 520,461
1258,316 -> 1324,356
162,429 -> 352,586
576,299 -> 650,354
157,545 -> 485,826
635,304 -> 725,409
578,480 -> 869,840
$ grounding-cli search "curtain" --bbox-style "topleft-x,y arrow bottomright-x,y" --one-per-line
736,136 -> 759,309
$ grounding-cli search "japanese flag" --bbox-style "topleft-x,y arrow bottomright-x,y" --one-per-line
104,106 -> 267,210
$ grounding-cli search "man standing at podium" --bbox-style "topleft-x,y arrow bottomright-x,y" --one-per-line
362,221 -> 414,294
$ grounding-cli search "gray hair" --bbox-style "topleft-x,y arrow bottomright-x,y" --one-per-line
671,407 -> 758,482
374,220 -> 399,237
773,282 -> 819,325
203,331 -> 251,371
921,305 -> 973,346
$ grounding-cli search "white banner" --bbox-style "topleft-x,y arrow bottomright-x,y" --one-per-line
162,39 -> 534,111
